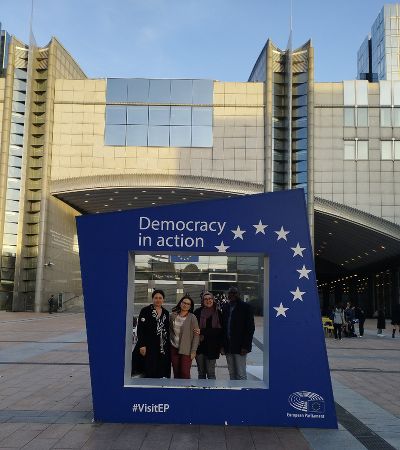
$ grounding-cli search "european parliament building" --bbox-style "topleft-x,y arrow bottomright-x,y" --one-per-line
1,5 -> 400,315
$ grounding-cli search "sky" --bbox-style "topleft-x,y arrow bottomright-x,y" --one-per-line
0,0 -> 393,82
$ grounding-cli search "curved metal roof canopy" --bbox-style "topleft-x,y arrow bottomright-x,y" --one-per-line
314,197 -> 400,273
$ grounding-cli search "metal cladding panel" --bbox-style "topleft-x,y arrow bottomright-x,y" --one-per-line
76,190 -> 336,427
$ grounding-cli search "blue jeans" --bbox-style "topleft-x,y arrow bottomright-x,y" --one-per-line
226,353 -> 247,380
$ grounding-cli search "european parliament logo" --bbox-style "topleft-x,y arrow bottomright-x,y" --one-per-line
288,391 -> 325,413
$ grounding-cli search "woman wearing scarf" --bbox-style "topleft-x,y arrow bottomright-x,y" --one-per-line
133,289 -> 170,378
194,291 -> 223,379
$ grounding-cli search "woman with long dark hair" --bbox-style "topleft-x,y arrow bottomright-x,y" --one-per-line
132,289 -> 170,378
169,294 -> 199,379
194,291 -> 223,379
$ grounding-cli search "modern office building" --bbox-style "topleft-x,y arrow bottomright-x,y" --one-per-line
1,7 -> 400,315
358,3 -> 400,81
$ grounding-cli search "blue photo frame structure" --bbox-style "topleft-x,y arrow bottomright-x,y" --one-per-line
76,190 -> 337,427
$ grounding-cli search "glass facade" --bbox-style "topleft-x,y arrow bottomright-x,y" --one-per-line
358,4 -> 400,81
1,67 -> 27,297
132,254 -> 264,316
105,79 -> 213,148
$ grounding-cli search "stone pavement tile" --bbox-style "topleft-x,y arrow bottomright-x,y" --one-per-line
169,428 -> 200,450
0,423 -> 24,441
52,423 -> 95,449
36,423 -> 75,439
140,437 -> 173,450
225,426 -> 255,450
301,427 -> 367,450
20,437 -> 58,450
199,425 -> 226,443
199,443 -> 227,450
0,428 -> 43,448
250,427 -> 283,449
108,424 -> 149,449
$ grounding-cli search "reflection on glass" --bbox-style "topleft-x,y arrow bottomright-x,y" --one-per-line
149,106 -> 170,125
127,106 -> 148,125
393,108 -> 400,127
192,79 -> 213,104
192,126 -> 213,147
170,106 -> 191,125
357,141 -> 368,160
12,102 -> 25,113
344,108 -> 355,127
170,79 -> 193,103
357,108 -> 368,126
380,108 -> 392,126
126,125 -> 148,146
105,106 -> 126,124
127,79 -> 149,102
149,79 -> 170,103
381,141 -> 392,159
106,79 -> 127,102
104,124 -> 126,146
170,126 -> 191,147
148,126 -> 169,147
192,107 -> 212,126
395,141 -> 400,159
344,141 -> 356,160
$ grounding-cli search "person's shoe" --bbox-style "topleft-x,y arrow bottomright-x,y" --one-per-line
392,331 -> 395,338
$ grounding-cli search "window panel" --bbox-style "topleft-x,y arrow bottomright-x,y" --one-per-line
192,80 -> 213,104
12,91 -> 25,102
10,134 -> 23,146
105,106 -> 126,124
192,107 -> 212,126
14,68 -> 27,80
170,80 -> 193,104
357,141 -> 368,160
104,124 -> 126,146
393,81 -> 400,105
395,141 -> 400,159
344,141 -> 356,160
5,200 -> 19,212
380,80 -> 391,105
11,122 -> 24,134
393,108 -> 400,127
355,80 -> 368,105
381,141 -> 392,159
170,107 -> 191,125
344,107 -> 355,126
148,126 -> 169,147
8,155 -> 22,168
106,79 -> 128,102
127,79 -> 149,102
4,222 -> 18,234
357,108 -> 368,126
12,102 -> 25,113
380,107 -> 392,126
149,79 -> 170,103
192,126 -> 212,147
149,106 -> 170,125
170,126 -> 191,147
343,80 -> 356,105
126,125 -> 148,146
3,234 -> 17,246
127,106 -> 148,125
8,166 -> 21,178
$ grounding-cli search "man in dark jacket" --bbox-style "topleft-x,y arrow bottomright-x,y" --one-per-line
221,287 -> 255,380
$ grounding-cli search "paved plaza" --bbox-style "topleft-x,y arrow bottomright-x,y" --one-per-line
0,312 -> 399,449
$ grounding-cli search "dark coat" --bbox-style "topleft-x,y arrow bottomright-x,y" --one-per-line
194,307 -> 223,360
391,304 -> 400,325
221,300 -> 255,354
377,310 -> 386,330
133,304 -> 170,378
